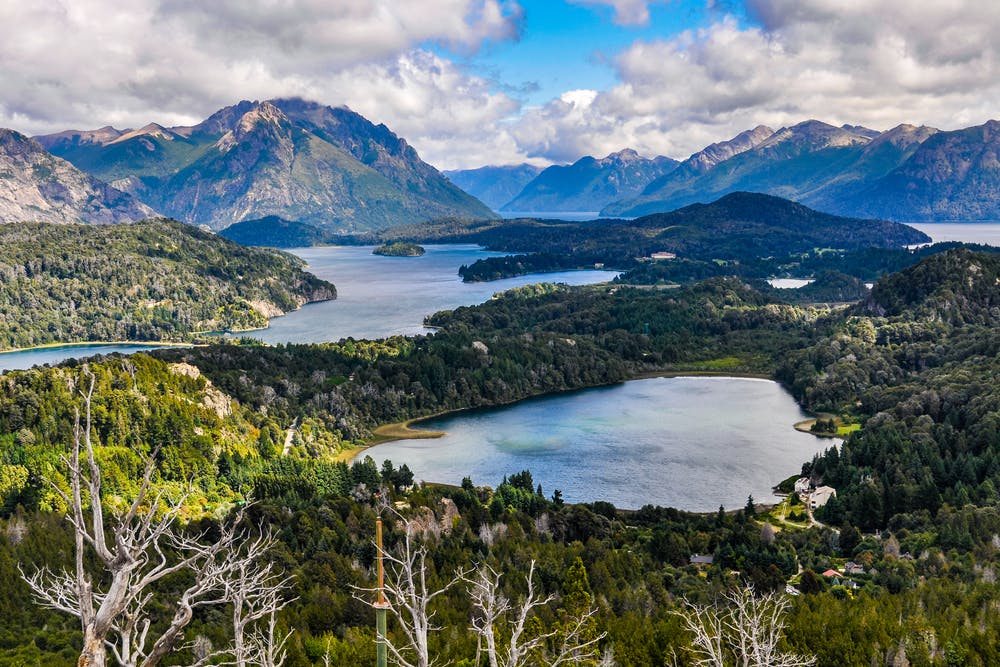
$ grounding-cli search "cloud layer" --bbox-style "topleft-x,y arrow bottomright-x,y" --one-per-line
1,1 -> 999,169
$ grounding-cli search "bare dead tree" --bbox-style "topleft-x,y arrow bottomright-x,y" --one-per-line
464,561 -> 608,667
355,505 -> 464,667
673,587 -> 815,667
18,370 -> 288,667
226,554 -> 296,667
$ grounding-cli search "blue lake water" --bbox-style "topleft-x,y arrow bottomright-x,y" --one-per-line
358,376 -> 829,511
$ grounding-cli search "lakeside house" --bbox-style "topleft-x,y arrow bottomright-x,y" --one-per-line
810,485 -> 837,508
650,251 -> 677,260
794,477 -> 811,494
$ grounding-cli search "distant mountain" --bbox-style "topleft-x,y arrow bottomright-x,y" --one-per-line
501,149 -> 679,213
0,129 -> 154,224
603,126 -> 773,216
35,98 -> 495,232
604,121 -> 881,217
600,119 -> 1000,222
845,120 -> 1000,221
219,216 -> 333,248
444,164 -> 542,210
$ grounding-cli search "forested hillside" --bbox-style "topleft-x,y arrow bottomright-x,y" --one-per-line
2,249 -> 1000,665
0,220 -> 335,350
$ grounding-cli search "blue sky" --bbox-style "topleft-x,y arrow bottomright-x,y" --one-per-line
1,1 -> 998,169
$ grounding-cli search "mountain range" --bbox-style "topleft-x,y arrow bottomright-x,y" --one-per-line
448,119 -> 1000,222
27,98 -> 494,231
603,119 -> 1000,221
443,164 -> 542,210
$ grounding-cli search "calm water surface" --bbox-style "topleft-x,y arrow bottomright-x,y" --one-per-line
246,244 -> 615,344
358,376 -> 829,511
0,244 -> 614,371
907,222 -> 1000,246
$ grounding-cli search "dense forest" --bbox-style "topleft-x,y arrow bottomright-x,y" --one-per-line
1,248 -> 1000,665
380,193 -> 933,284
0,220 -> 335,350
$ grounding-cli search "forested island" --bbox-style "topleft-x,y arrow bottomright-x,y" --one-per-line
0,219 -> 336,350
373,241 -> 425,256
2,247 -> 1000,664
381,192 -> 936,284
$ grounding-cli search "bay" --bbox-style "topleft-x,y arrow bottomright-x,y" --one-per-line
245,244 -> 616,344
0,244 -> 615,371
357,376 -> 829,512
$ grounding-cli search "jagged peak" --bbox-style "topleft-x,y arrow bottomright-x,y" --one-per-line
215,101 -> 293,153
759,119 -> 872,149
107,122 -> 179,145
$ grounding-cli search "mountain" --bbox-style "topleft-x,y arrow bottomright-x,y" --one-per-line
444,164 -> 543,210
0,129 -> 155,224
603,126 -> 773,216
0,219 -> 335,350
845,120 -> 1000,221
35,98 -> 495,232
603,121 -> 881,217
219,216 -> 333,248
501,149 -> 679,213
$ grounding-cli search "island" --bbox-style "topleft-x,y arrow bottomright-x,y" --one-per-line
373,241 -> 426,256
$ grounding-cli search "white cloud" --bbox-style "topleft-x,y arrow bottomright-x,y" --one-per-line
506,0 -> 1000,163
0,0 -> 525,169
3,0 -> 1000,171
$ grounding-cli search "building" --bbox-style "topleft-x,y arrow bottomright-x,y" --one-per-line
794,477 -> 811,494
651,251 -> 677,260
689,554 -> 714,566
810,486 -> 836,509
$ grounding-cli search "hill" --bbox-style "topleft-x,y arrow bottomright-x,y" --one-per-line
35,98 -> 495,232
218,216 -> 333,248
444,164 -> 542,210
502,149 -> 678,213
0,219 -> 335,350
0,129 -> 154,224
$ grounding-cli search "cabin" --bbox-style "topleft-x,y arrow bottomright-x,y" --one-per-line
689,554 -> 714,566
810,485 -> 836,508
844,561 -> 865,575
650,251 -> 677,260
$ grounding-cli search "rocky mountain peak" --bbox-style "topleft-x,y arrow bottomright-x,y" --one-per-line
684,125 -> 775,173
0,127 -> 155,224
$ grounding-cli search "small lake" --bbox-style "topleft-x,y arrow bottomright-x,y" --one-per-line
358,376 -> 829,511
0,244 -> 615,371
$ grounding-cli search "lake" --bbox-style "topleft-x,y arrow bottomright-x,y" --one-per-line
0,244 -> 615,372
357,376 -> 829,511
908,222 -> 1000,246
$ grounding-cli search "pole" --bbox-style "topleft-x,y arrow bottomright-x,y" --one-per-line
375,518 -> 388,667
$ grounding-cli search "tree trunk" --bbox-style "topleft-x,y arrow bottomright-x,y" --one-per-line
79,627 -> 107,667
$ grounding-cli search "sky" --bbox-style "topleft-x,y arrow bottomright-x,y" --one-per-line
1,0 -> 998,170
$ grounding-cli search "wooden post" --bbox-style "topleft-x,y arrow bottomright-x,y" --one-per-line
375,519 -> 388,667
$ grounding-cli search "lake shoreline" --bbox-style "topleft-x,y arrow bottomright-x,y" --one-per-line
0,339 -> 199,356
343,369 -> 800,464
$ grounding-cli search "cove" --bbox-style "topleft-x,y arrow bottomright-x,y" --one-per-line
358,376 -> 831,512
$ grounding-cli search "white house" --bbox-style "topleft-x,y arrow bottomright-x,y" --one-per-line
810,486 -> 837,509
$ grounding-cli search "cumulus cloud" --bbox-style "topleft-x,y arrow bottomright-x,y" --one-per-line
0,0 -> 524,168
508,0 -> 1000,162
2,0 -> 1000,170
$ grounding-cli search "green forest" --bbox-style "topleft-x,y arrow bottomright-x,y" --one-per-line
1,247 -> 1000,665
0,220 -> 335,351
